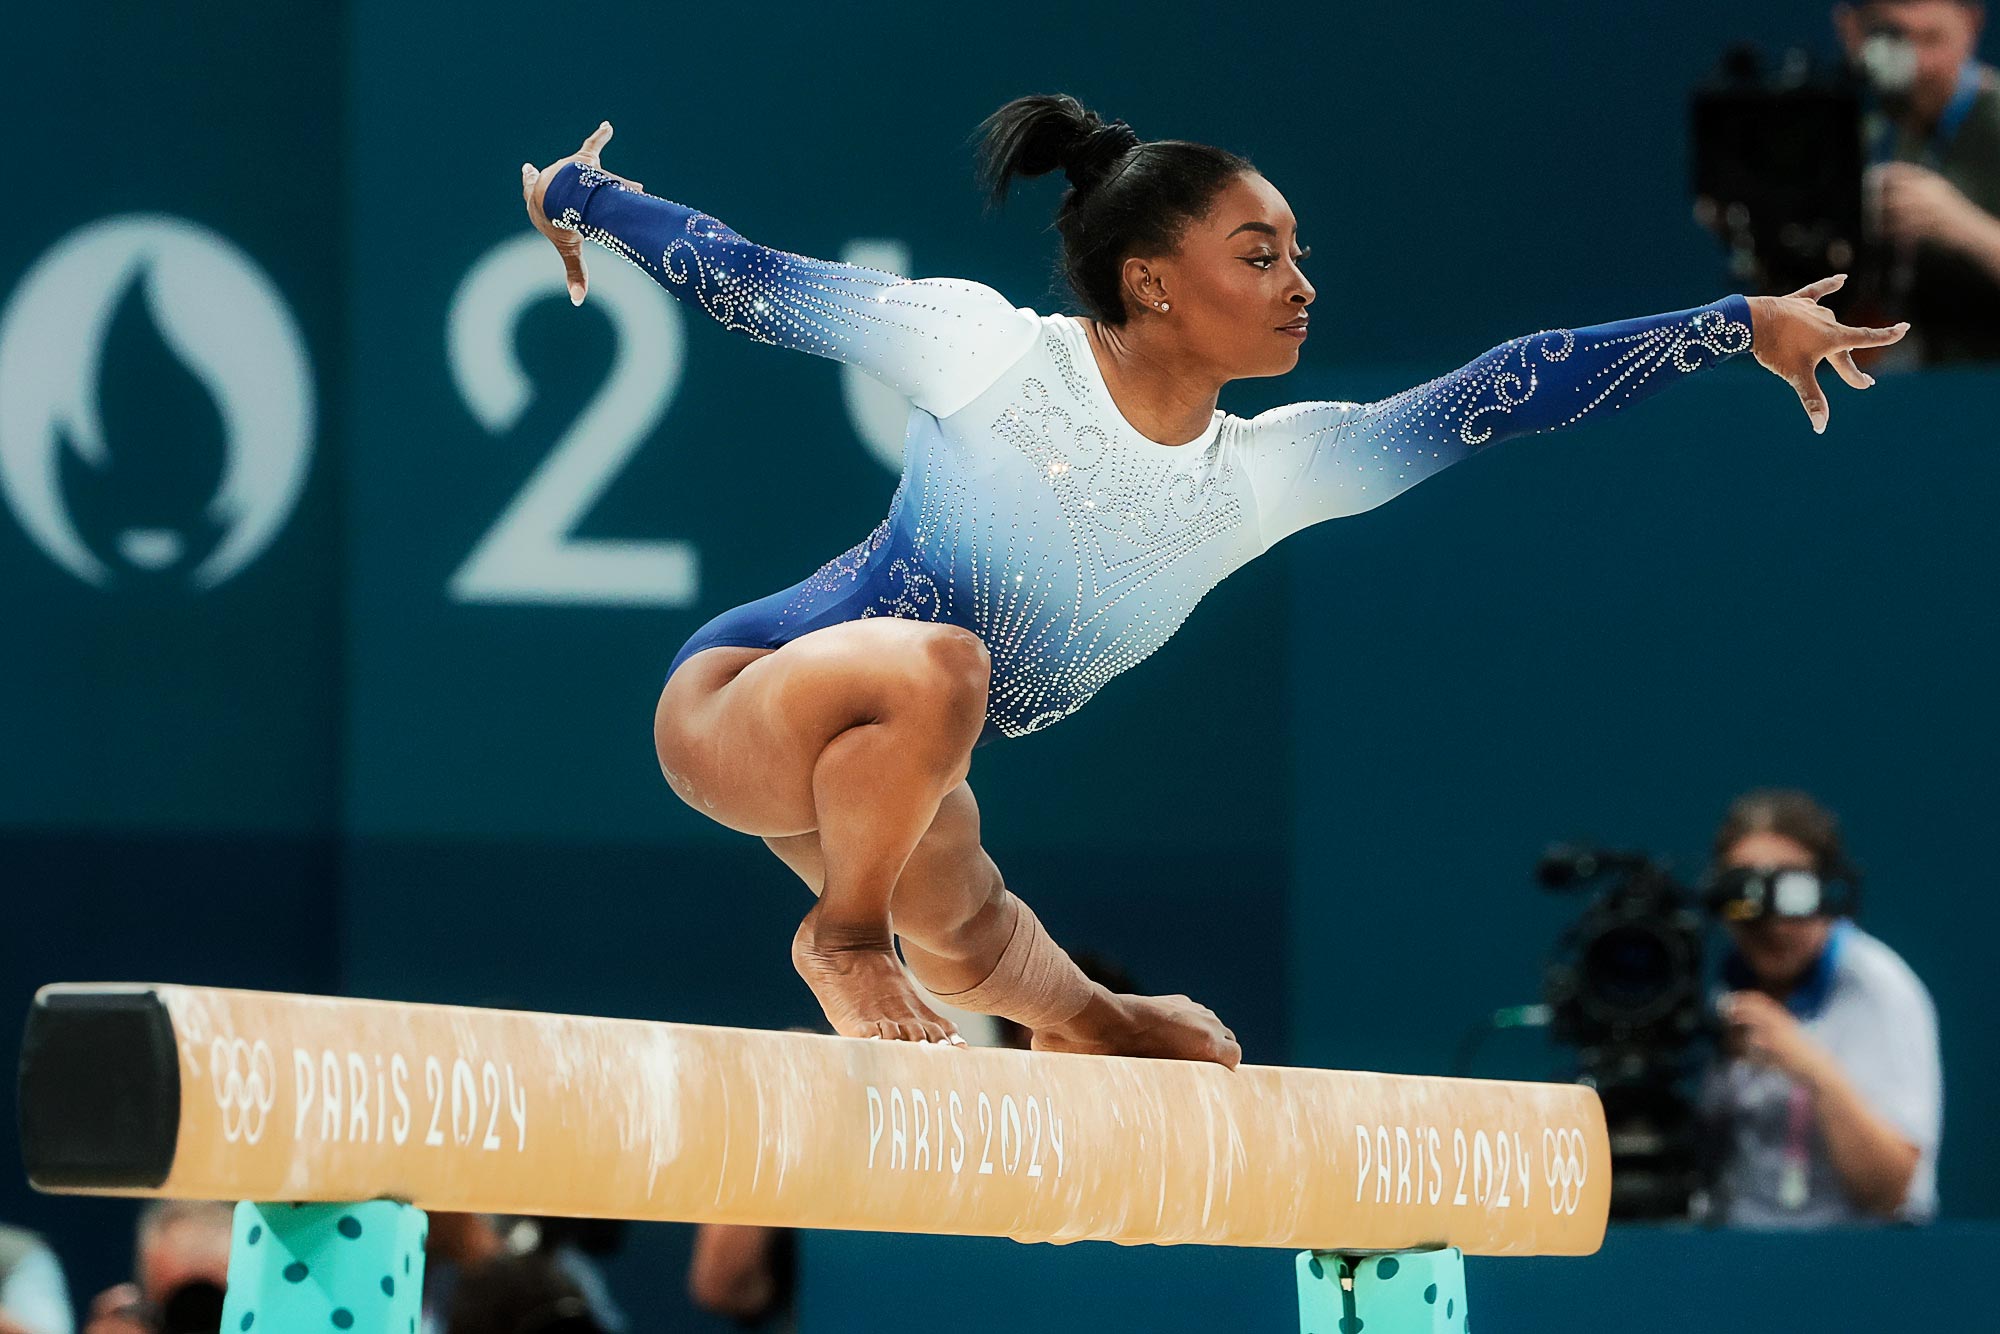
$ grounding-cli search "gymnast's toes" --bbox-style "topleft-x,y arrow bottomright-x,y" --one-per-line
791,918 -> 961,1045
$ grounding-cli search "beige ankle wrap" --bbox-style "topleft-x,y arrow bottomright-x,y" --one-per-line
920,897 -> 1095,1032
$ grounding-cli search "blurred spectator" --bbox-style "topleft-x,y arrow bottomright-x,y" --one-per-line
0,1225 -> 74,1334
1696,789 -> 1942,1226
495,1220 -> 625,1334
686,1226 -> 796,1331
444,1251 -> 601,1334
1841,0 -> 2000,362
420,1214 -> 506,1334
83,1201 -> 230,1334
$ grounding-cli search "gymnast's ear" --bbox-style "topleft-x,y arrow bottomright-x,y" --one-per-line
1119,255 -> 1172,317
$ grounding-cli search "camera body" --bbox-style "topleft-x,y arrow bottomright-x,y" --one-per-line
1690,44 -> 1874,298
1537,847 -> 1713,1220
1535,846 -> 1863,1219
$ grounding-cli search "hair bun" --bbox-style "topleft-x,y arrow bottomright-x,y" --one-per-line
1062,118 -> 1141,191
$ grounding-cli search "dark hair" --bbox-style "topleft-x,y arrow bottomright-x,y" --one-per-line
1710,788 -> 1861,883
973,94 -> 1255,324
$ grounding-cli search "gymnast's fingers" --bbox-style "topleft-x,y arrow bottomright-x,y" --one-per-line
1838,320 -> 1911,349
1787,365 -> 1829,434
1790,273 -> 1847,304
1830,349 -> 1874,391
560,235 -> 589,306
578,119 -> 613,164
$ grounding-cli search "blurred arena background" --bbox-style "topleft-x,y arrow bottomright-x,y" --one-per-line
3,1 -> 1995,1331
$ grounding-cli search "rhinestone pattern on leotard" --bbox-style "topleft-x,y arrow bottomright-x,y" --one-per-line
1243,303 -> 1754,545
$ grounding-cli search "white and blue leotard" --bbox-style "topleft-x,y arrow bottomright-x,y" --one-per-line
542,163 -> 1755,745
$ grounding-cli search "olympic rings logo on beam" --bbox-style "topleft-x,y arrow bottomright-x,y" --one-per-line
1541,1127 -> 1589,1215
210,1037 -> 277,1144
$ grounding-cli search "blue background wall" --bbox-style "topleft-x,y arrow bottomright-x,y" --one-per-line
3,2 -> 1993,1332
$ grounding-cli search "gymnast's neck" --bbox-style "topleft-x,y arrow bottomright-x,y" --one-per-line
1079,316 -> 1227,447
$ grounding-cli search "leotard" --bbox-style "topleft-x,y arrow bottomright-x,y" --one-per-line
541,162 -> 1754,744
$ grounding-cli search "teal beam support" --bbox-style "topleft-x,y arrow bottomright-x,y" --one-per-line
1297,1248 -> 1467,1334
220,1202 -> 428,1334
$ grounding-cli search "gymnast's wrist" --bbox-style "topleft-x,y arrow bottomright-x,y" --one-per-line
1723,293 -> 1757,349
540,161 -> 596,229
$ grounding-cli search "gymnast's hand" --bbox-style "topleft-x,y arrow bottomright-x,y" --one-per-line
520,120 -> 646,307
1746,275 -> 1909,435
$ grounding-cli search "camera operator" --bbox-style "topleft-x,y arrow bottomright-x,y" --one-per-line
1694,1 -> 1999,362
1845,0 -> 2000,362
1697,789 -> 1941,1226
82,1202 -> 231,1334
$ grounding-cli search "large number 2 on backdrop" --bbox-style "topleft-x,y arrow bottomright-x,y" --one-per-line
447,232 -> 690,607
446,233 -> 911,607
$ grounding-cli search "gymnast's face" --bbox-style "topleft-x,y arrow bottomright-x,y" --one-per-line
1137,172 -> 1315,378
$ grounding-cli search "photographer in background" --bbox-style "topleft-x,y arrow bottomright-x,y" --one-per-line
82,1202 -> 231,1334
1841,0 -> 2000,363
1697,789 -> 1942,1226
1693,0 -> 1998,362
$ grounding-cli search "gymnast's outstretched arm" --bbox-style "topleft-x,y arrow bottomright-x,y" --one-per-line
523,123 -> 1038,419
1243,280 -> 1909,549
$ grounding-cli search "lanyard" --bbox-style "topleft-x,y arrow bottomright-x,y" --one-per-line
1780,1081 -> 1815,1209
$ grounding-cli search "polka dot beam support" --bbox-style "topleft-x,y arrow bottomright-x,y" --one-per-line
220,1201 -> 426,1334
1295,1248 -> 1468,1334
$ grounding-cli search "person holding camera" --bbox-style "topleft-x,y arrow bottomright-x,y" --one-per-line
1839,0 -> 2000,362
82,1202 -> 231,1334
1697,789 -> 1942,1226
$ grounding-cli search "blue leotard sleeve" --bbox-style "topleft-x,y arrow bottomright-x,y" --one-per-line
1243,297 -> 1756,548
540,162 -> 1040,418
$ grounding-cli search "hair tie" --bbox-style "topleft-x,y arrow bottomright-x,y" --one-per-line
1063,118 -> 1142,192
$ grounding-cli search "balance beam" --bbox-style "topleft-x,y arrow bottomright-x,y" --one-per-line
18,983 -> 1608,1255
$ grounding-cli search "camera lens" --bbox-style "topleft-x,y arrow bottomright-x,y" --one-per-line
159,1280 -> 226,1334
1582,922 -> 1678,1021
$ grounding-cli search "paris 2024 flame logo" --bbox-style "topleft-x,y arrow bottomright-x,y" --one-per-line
0,215 -> 314,589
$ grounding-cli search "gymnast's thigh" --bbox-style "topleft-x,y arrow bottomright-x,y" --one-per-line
654,617 -> 985,838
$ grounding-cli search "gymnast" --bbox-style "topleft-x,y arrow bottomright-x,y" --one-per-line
519,97 -> 1906,1064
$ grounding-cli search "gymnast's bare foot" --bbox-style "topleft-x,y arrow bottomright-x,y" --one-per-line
792,908 -> 962,1044
1034,992 -> 1241,1069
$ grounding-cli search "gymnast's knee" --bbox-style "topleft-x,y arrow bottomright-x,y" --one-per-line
897,625 -> 991,738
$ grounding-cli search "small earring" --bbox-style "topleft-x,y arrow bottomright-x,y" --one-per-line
1157,301 -> 1170,311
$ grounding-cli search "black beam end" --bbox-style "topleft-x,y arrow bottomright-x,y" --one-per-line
18,986 -> 180,1191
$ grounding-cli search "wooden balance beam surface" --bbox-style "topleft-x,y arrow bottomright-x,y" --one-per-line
17,984 -> 1609,1254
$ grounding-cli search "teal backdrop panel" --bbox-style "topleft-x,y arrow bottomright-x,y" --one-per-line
0,3 -> 344,833
1286,368 -> 2000,1216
